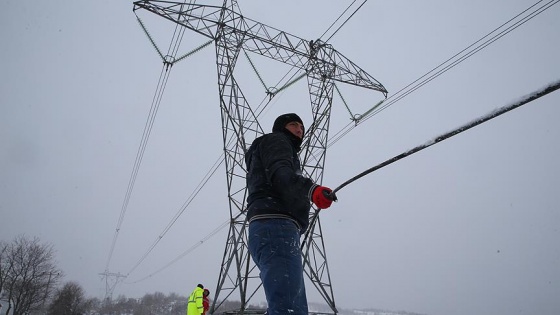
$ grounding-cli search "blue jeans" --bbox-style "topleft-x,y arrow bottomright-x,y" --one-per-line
248,219 -> 308,315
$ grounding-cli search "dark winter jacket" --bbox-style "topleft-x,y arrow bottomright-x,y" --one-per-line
245,130 -> 317,232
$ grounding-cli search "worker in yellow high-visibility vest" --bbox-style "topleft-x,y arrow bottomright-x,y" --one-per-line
186,284 -> 204,315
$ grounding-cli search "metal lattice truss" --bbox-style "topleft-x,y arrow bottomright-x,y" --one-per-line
133,1 -> 387,314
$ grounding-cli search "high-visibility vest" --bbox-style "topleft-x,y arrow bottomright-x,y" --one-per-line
186,287 -> 204,315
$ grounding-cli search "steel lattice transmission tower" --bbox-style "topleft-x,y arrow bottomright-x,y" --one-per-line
133,1 -> 387,314
99,271 -> 126,302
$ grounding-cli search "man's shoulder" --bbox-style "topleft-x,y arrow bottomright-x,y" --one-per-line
261,132 -> 286,140
262,132 -> 290,144
250,132 -> 287,148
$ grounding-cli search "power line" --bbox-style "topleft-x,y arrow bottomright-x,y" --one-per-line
124,153 -> 224,277
126,219 -> 230,283
328,0 -> 560,147
104,61 -> 173,273
367,0 -> 560,119
321,0 -> 368,43
104,5 -> 200,274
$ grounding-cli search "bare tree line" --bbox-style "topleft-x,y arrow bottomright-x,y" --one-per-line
0,235 -> 263,315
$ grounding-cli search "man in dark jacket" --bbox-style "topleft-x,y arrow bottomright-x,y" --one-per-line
246,113 -> 335,315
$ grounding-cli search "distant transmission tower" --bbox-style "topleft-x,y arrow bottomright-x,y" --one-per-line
133,1 -> 387,314
99,271 -> 127,301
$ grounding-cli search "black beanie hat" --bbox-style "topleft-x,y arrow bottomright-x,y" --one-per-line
272,113 -> 304,133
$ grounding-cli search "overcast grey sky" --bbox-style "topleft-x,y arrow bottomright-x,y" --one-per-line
1,1 -> 559,315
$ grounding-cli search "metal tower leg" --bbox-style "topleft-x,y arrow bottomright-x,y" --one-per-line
300,70 -> 337,314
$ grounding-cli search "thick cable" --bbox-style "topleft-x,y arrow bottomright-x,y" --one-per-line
304,79 -> 560,248
333,79 -> 560,194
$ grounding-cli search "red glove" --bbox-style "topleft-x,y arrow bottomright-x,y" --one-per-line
312,186 -> 336,209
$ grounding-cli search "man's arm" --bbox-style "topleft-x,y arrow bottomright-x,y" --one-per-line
260,133 -> 316,200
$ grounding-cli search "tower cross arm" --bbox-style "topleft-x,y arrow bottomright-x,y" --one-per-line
133,0 -> 226,39
232,19 -> 388,94
312,43 -> 388,94
134,0 -> 387,94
